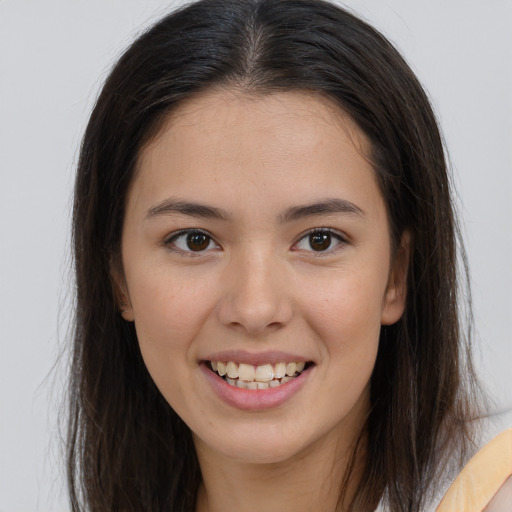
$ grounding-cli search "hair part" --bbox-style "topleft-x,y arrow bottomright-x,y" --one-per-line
69,1 -> 482,510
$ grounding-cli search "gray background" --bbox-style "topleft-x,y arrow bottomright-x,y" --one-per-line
1,1 -> 511,510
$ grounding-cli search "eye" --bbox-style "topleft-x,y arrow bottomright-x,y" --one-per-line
294,229 -> 345,253
165,229 -> 220,254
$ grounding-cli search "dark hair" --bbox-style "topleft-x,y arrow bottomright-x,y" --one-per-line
69,0 -> 481,510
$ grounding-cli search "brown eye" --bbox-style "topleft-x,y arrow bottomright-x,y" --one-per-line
309,232 -> 332,251
294,229 -> 344,253
186,232 -> 210,251
166,230 -> 218,254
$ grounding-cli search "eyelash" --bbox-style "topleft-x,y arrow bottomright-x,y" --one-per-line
163,229 -> 220,256
163,228 -> 348,256
293,228 -> 347,255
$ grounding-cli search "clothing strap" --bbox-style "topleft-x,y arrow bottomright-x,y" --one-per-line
436,428 -> 512,511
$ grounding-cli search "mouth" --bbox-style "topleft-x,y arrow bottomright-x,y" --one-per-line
206,360 -> 312,390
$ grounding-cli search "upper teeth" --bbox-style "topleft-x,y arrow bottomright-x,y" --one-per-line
210,360 -> 306,382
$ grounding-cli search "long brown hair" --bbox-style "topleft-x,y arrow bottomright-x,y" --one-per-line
69,0 -> 481,510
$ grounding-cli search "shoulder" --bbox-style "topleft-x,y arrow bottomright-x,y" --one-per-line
436,428 -> 512,511
483,475 -> 512,511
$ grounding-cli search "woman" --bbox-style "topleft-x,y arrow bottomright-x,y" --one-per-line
68,0 -> 510,510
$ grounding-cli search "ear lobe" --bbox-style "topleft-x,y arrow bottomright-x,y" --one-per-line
110,255 -> 135,322
119,302 -> 135,322
381,231 -> 410,326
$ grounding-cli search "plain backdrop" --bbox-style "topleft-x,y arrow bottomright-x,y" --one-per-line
1,1 -> 511,510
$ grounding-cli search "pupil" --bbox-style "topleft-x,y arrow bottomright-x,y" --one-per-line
310,232 -> 331,251
187,233 -> 209,251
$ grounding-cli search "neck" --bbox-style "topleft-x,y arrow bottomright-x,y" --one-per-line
194,424 -> 367,512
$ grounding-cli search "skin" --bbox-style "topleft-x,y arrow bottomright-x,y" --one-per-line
119,89 -> 408,511
483,476 -> 512,511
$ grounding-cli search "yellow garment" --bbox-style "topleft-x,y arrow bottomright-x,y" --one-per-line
436,428 -> 512,511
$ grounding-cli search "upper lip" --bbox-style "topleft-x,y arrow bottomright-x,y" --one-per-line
202,350 -> 312,366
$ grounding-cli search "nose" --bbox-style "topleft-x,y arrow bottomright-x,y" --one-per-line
216,248 -> 293,335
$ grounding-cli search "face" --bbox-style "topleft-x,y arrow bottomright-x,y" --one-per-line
119,90 -> 407,465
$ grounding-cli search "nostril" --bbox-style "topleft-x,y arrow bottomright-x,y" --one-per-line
216,283 -> 293,334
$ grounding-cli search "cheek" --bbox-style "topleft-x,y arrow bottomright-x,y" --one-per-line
128,267 -> 217,352
300,263 -> 388,345
128,269 -> 218,408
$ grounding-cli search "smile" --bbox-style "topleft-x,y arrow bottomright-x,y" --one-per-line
209,360 -> 307,390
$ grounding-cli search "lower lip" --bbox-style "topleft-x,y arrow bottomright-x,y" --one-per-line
200,363 -> 312,411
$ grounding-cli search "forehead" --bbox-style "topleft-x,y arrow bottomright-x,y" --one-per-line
130,89 -> 384,223
141,88 -> 372,167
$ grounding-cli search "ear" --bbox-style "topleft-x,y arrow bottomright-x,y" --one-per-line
381,231 -> 410,326
110,255 -> 135,322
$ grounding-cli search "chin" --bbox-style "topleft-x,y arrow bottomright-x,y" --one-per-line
222,441 -> 304,465
194,421 -> 317,466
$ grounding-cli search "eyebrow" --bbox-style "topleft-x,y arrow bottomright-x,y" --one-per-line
278,198 -> 365,223
145,199 -> 230,221
145,197 -> 365,222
